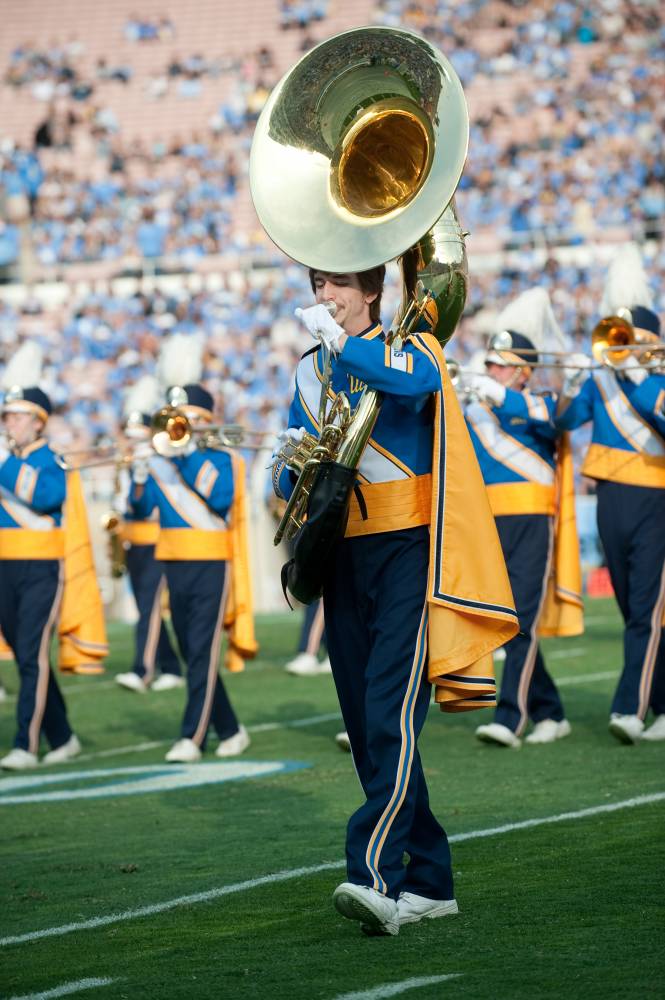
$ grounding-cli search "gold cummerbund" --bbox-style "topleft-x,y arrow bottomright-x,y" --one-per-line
156,528 -> 232,561
0,528 -> 65,559
582,444 -> 665,489
485,482 -> 556,517
345,474 -> 432,538
120,521 -> 160,546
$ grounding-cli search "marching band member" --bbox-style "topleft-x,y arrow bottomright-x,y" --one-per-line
0,344 -> 80,770
114,376 -> 183,694
272,266 -> 517,935
129,336 -> 251,763
458,289 -> 583,749
556,247 -> 665,744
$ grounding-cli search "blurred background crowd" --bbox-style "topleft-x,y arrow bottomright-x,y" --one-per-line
0,0 -> 663,490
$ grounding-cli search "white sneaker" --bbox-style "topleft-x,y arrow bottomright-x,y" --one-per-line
285,652 -> 330,676
165,738 -> 201,763
397,891 -> 459,926
333,882 -> 399,936
525,719 -> 571,745
215,724 -> 250,758
335,731 -> 351,752
115,672 -> 148,694
475,722 -> 521,748
609,714 -> 644,745
150,674 -> 185,692
642,715 -> 665,742
1,747 -> 38,770
43,734 -> 81,765
318,656 -> 332,673
494,646 -> 506,662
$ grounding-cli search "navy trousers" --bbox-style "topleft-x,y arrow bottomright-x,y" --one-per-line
297,598 -> 327,655
494,514 -> 565,735
596,481 -> 665,718
163,560 -> 239,748
0,559 -> 72,753
323,526 -> 453,902
125,543 -> 180,681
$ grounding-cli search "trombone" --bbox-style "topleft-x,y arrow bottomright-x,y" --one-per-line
488,321 -> 665,373
150,406 -> 271,454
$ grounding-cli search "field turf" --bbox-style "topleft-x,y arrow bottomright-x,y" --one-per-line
1,597 -> 663,1000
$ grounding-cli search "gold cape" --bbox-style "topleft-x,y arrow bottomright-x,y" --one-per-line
413,334 -> 519,712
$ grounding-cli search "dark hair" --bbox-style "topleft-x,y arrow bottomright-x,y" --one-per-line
308,265 -> 386,324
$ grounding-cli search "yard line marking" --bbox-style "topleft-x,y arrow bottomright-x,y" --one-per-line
333,974 -> 462,1000
584,616 -> 618,626
74,712 -> 343,762
2,791 -> 663,948
6,977 -> 117,1000
556,671 -> 617,687
547,647 -> 586,660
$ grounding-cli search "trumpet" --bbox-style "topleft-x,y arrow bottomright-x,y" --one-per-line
488,323 -> 665,373
150,406 -> 270,454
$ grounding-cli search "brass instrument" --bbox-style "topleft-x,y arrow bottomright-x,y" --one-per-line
150,406 -> 268,454
250,26 -> 470,547
55,446 -> 138,472
489,326 -> 665,373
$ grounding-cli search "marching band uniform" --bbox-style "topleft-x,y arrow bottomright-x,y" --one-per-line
115,385 -> 182,695
459,317 -> 582,749
130,383 -> 250,763
556,288 -> 665,744
0,383 -> 80,770
274,276 -> 517,935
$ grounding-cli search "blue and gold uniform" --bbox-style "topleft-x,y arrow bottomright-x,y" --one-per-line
464,363 -> 579,742
556,322 -> 665,736
130,384 -> 246,759
276,320 -> 517,905
0,387 -> 77,766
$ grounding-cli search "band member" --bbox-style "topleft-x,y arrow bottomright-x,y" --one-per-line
114,376 -> 183,694
457,289 -> 583,748
0,344 -> 80,770
556,247 -> 665,744
271,267 -> 517,935
129,366 -> 250,763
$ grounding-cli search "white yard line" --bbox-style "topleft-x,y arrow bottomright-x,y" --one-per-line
6,978 -> 116,1000
333,975 -> 462,1000
547,648 -> 587,660
2,791 -> 663,949
556,671 -> 617,687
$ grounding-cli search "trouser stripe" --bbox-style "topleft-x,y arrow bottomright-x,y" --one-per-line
515,518 -> 554,736
142,576 -> 166,682
28,563 -> 64,755
637,557 -> 665,719
305,602 -> 325,656
192,568 -> 230,747
364,604 -> 428,894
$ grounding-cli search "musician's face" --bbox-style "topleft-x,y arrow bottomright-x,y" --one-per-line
3,411 -> 43,448
312,272 -> 377,336
486,362 -> 528,389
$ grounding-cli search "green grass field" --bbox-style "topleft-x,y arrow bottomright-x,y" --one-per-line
1,598 -> 664,1000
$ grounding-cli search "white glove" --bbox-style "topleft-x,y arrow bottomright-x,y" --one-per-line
616,355 -> 648,386
132,458 -> 150,485
0,439 -> 9,464
295,304 -> 345,354
562,353 -> 592,398
466,373 -> 506,407
152,431 -> 196,459
267,426 -> 306,470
